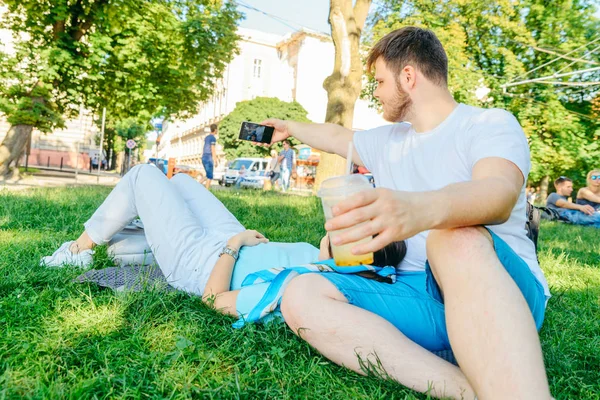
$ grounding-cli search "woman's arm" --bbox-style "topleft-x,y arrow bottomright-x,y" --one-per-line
202,230 -> 268,315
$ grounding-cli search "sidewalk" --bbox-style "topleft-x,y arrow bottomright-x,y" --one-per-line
1,167 -> 121,191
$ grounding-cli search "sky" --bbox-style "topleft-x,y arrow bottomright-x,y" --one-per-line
236,0 -> 333,36
236,0 -> 600,36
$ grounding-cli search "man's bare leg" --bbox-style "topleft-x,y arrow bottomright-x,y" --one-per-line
426,227 -> 551,399
280,274 -> 476,399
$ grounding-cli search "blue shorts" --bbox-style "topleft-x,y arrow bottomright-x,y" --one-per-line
322,230 -> 547,352
202,156 -> 214,179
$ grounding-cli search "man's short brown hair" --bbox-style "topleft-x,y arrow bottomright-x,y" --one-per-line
366,26 -> 448,86
210,123 -> 218,133
554,176 -> 572,188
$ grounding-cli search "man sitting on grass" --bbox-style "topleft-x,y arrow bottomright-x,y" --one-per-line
547,175 -> 600,227
262,26 -> 552,399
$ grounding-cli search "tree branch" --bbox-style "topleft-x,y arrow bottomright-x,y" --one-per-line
70,0 -> 110,42
353,0 -> 372,31
52,20 -> 66,40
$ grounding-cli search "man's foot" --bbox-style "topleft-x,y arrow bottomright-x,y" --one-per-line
40,241 -> 94,268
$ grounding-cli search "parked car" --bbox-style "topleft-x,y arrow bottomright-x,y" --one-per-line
219,157 -> 268,186
240,169 -> 268,189
148,158 -> 168,174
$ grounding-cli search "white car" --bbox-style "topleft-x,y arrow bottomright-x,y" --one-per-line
219,157 -> 269,187
240,170 -> 269,189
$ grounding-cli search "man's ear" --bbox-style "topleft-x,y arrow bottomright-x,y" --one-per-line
401,65 -> 417,90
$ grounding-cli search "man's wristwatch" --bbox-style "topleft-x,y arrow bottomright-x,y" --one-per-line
219,245 -> 239,261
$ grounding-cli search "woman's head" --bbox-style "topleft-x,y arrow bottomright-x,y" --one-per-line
318,235 -> 407,267
586,169 -> 600,187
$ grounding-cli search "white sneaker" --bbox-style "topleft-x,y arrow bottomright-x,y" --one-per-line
40,241 -> 94,268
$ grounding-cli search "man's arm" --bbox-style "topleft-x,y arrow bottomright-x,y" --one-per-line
326,157 -> 524,254
555,197 -> 595,215
261,119 -> 364,166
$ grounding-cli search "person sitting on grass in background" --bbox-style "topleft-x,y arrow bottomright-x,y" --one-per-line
576,169 -> 600,211
546,175 -> 600,227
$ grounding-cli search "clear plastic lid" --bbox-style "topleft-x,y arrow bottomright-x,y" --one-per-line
317,174 -> 372,198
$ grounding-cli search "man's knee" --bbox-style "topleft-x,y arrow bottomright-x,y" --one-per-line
280,274 -> 345,333
171,171 -> 194,186
426,227 -> 493,271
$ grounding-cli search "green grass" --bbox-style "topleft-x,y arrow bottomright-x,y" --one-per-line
17,167 -> 40,176
0,186 -> 599,399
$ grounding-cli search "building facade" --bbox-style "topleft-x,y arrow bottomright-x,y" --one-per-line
158,27 -> 388,168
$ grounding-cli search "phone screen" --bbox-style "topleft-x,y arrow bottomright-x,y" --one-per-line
238,122 -> 275,144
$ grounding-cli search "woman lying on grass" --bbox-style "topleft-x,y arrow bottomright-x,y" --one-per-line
41,164 -> 405,323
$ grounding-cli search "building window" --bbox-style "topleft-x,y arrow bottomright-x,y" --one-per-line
253,59 -> 262,78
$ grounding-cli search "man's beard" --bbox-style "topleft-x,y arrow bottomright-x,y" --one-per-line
383,83 -> 412,122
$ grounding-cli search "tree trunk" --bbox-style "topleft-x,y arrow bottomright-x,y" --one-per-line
539,175 -> 550,204
314,0 -> 372,191
0,125 -> 33,176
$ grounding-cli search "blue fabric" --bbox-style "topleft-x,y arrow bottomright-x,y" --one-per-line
557,208 -> 600,227
230,242 -> 320,290
576,197 -> 600,210
202,134 -> 216,156
323,229 -> 547,352
233,259 -> 397,329
202,155 -> 214,179
279,149 -> 294,170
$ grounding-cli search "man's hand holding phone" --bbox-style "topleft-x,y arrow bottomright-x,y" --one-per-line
259,119 -> 291,146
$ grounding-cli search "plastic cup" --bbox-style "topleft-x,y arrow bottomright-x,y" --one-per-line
317,174 -> 374,266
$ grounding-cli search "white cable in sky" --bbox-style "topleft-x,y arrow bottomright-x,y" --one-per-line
509,35 -> 600,83
502,66 -> 600,88
553,43 -> 600,76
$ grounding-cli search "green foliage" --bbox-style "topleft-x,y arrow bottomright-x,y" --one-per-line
366,0 -> 600,185
0,0 -> 241,134
219,97 -> 312,160
0,186 -> 599,398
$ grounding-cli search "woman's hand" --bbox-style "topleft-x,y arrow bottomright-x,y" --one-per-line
228,230 -> 269,250
318,235 -> 332,261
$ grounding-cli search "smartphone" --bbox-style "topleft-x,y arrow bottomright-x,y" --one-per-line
238,122 -> 275,144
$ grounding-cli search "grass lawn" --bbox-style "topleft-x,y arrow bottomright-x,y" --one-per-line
0,186 -> 599,399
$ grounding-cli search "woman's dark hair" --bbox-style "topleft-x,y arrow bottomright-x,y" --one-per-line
372,240 -> 407,267
328,236 -> 407,267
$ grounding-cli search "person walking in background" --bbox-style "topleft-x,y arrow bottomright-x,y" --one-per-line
202,124 -> 218,189
267,149 -> 281,190
576,169 -> 600,210
278,140 -> 295,192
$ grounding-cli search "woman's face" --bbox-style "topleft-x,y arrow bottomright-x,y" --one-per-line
589,172 -> 600,188
318,235 -> 332,260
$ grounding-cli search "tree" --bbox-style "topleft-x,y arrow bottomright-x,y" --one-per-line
0,0 -> 241,176
314,0 -> 372,190
219,97 -> 311,160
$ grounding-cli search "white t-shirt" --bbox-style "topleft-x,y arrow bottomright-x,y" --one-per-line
354,103 -> 550,298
